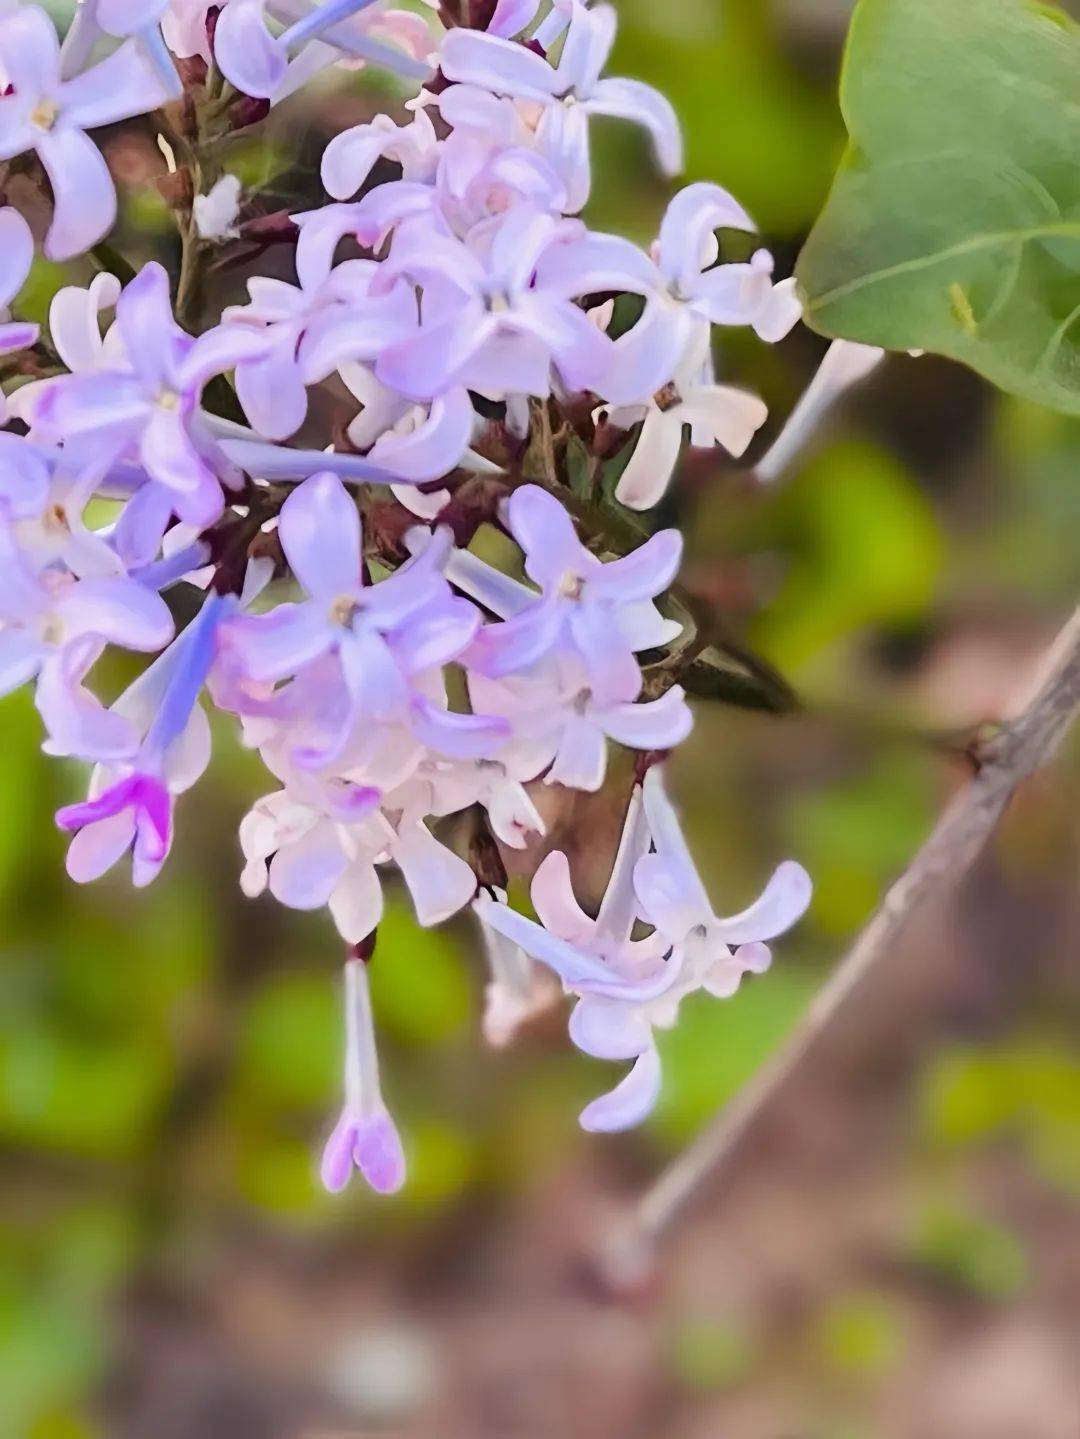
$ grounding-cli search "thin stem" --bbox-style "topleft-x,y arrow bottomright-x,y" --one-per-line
597,603 -> 1080,1286
175,214 -> 205,328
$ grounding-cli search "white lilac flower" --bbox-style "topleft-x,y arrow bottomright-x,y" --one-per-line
755,339 -> 886,483
479,775 -> 811,1130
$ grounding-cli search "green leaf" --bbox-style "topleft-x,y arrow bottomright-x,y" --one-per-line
796,0 -> 1080,414
752,439 -> 943,672
910,1202 -> 1028,1299
675,643 -> 797,714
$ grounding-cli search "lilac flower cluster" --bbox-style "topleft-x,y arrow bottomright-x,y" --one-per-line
0,0 -> 862,1196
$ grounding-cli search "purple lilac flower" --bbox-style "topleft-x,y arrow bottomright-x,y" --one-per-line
214,0 -> 431,103
321,957 -> 406,1194
0,207 -> 39,360
56,591 -> 235,885
373,206 -> 615,402
0,511 -> 174,759
458,484 -> 682,706
634,765 -> 812,998
221,228 -> 416,440
0,436 -> 128,578
0,6 -> 175,259
440,1 -> 682,213
223,472 -> 507,764
476,787 -> 671,1130
0,0 -> 825,1194
28,263 -> 266,544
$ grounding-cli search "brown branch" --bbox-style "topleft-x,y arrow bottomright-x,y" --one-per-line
599,603 -> 1080,1289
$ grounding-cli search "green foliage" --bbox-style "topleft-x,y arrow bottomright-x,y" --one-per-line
14,256 -> 69,327
236,969 -> 340,1111
667,1315 -> 756,1391
783,752 -> 934,935
368,903 -> 473,1046
911,1202 -> 1028,1299
597,0 -> 843,238
920,1039 -> 1080,1193
797,0 -> 1080,414
0,1201 -> 133,1434
752,439 -> 943,672
814,1292 -> 905,1378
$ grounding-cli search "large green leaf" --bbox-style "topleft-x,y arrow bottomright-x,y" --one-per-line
796,0 -> 1080,414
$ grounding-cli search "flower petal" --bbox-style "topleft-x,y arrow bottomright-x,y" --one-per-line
586,76 -> 683,174
578,1045 -> 662,1132
37,127 -> 116,262
0,206 -> 33,309
235,346 -> 309,441
353,1108 -> 406,1194
712,860 -> 812,944
393,821 -> 476,926
440,27 -> 558,101
268,820 -> 349,909
55,576 -> 174,650
367,388 -> 474,482
569,996 -> 651,1061
545,713 -> 607,792
614,407 -> 684,511
279,471 -> 362,600
530,850 -> 595,944
328,860 -> 383,944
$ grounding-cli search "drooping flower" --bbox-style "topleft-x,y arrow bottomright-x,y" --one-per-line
479,773 -> 811,1131
755,339 -> 886,483
634,765 -> 812,1004
476,786 -> 671,1130
321,956 -> 406,1194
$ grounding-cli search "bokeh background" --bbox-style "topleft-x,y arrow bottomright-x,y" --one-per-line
3,2 -> 1079,1436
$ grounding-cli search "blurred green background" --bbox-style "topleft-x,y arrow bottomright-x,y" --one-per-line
3,2 -> 1079,1436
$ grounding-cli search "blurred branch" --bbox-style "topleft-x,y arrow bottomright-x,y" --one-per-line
600,603 -> 1080,1289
